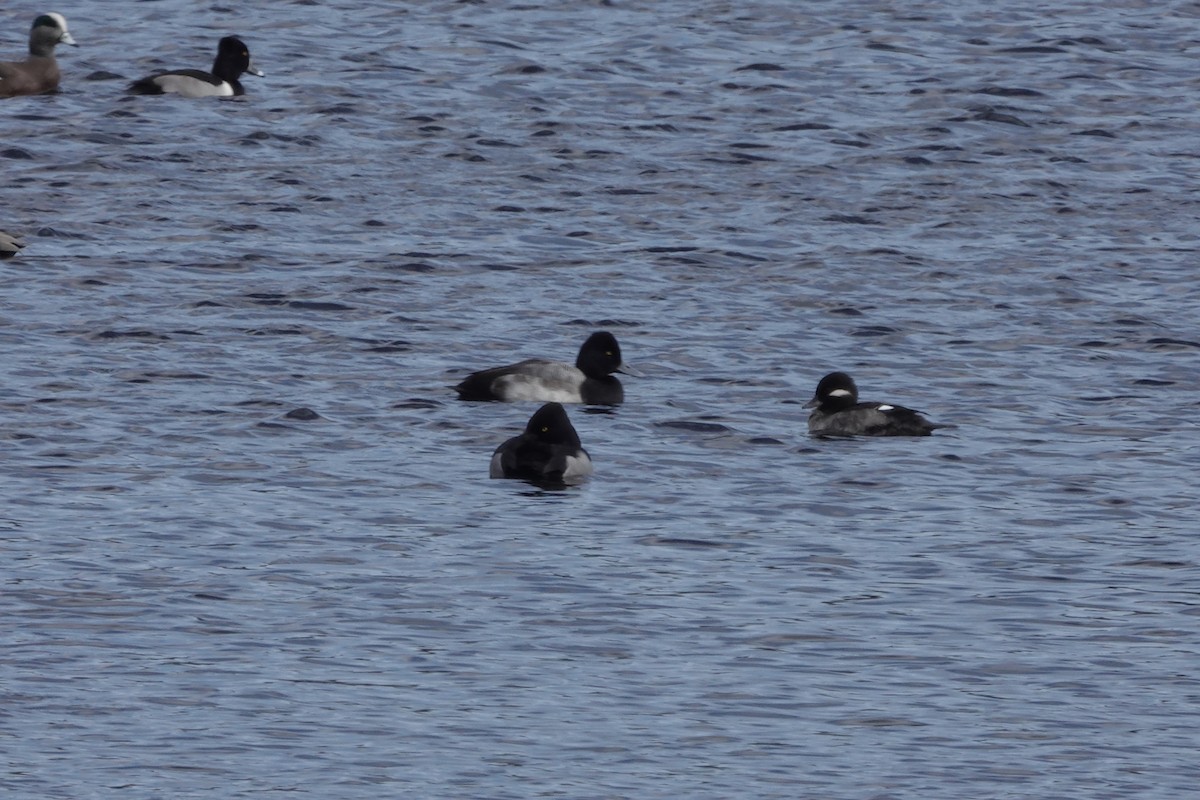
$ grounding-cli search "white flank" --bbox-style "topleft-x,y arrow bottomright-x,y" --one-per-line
561,454 -> 594,481
155,75 -> 234,97
494,367 -> 585,403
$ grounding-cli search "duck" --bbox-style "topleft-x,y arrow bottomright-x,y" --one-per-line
455,331 -> 637,405
490,402 -> 594,484
1,230 -> 25,259
128,36 -> 263,98
0,13 -> 77,98
805,371 -> 940,436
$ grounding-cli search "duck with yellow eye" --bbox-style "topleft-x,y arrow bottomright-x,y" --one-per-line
455,330 -> 639,405
128,35 -> 263,98
490,403 -> 593,485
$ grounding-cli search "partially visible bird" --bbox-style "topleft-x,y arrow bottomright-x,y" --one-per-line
1,230 -> 25,259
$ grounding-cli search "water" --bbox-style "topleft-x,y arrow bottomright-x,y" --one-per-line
2,1 -> 1198,797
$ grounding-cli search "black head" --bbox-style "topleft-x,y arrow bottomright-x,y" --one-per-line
217,36 -> 250,59
212,36 -> 261,81
524,402 -> 582,447
806,371 -> 859,410
575,331 -> 626,378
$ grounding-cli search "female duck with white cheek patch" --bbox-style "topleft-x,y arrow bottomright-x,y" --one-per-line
455,331 -> 639,405
128,36 -> 263,98
490,402 -> 594,485
805,371 -> 940,437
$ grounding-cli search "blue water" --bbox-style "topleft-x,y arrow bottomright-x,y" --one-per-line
2,1 -> 1198,797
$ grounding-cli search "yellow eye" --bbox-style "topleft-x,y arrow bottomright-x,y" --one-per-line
541,426 -> 549,432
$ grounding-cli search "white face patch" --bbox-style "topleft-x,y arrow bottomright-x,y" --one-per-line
829,388 -> 853,398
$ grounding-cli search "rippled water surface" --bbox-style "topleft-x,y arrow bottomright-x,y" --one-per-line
3,1 -> 1199,797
